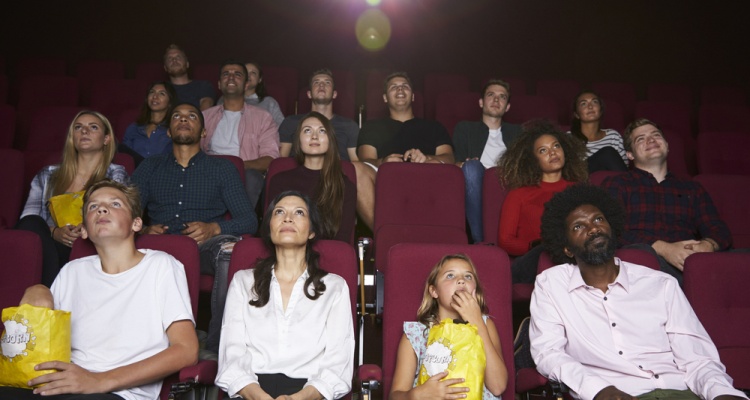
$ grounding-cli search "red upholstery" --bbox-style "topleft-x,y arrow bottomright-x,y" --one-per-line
134,61 -> 167,83
113,152 -> 135,175
15,58 -> 66,80
374,163 -> 467,274
503,94 -> 558,125
0,149 -> 25,228
0,74 -> 8,105
0,230 -> 42,314
263,66 -> 299,115
296,69 -> 357,120
212,154 -> 246,185
191,63 -> 220,94
0,104 -> 16,148
17,77 -> 80,147
693,174 -> 750,249
481,166 -> 508,246
634,100 -> 693,139
423,72 -> 470,119
25,106 -> 84,151
435,91 -> 481,136
227,237 -> 359,399
684,252 -> 750,390
696,132 -> 750,176
698,104 -> 750,134
591,82 -> 637,122
661,129 -> 694,177
646,83 -> 692,106
89,78 -> 149,117
76,60 -> 126,105
535,79 -> 581,124
373,243 -> 514,397
115,108 -> 140,143
700,85 -> 747,106
599,99 -> 626,134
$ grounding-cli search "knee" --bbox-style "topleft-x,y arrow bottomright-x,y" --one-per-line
462,160 -> 485,179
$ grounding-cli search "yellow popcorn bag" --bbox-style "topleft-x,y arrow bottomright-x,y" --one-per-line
417,318 -> 486,400
0,304 -> 71,388
48,190 -> 86,228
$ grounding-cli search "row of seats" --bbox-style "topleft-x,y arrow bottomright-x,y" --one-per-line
2,232 -> 748,398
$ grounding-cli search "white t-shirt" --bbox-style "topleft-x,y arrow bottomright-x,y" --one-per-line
216,268 -> 354,400
50,249 -> 194,400
479,127 -> 507,169
209,110 -> 242,157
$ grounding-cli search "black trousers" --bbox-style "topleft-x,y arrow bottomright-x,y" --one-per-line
0,387 -> 123,400
257,373 -> 307,398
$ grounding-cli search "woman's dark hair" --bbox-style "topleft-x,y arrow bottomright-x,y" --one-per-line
135,81 -> 178,126
246,61 -> 267,101
249,191 -> 328,307
496,119 -> 588,189
540,184 -> 625,265
291,111 -> 345,239
569,90 -> 606,143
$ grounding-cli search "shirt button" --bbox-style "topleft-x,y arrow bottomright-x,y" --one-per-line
639,365 -> 643,369
618,351 -> 623,355
180,184 -> 183,188
175,214 -> 179,218
182,168 -> 185,172
604,296 -> 608,301
178,201 -> 182,205
611,323 -> 616,327
655,374 -> 659,379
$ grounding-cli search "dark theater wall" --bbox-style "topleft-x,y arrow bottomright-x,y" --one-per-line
2,0 -> 748,91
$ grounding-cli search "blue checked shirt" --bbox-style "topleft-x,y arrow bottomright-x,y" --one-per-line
131,151 -> 257,236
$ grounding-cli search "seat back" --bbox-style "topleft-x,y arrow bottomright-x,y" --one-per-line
502,95 -> 558,125
0,230 -> 42,317
589,170 -> 625,186
435,91 -> 481,136
374,163 -> 467,273
535,79 -> 581,124
696,132 -> 750,176
591,82 -> 637,122
700,85 -> 747,106
684,252 -> 750,389
25,106 -> 85,151
634,100 -> 693,139
423,73 -> 470,119
0,148 -> 25,228
76,60 -> 126,105
646,83 -> 693,106
481,166 -> 509,245
698,104 -> 750,134
0,104 -> 16,148
693,174 -> 750,248
262,66 -> 299,115
382,243 -> 514,397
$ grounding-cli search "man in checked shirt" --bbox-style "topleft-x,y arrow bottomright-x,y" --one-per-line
602,118 -> 731,284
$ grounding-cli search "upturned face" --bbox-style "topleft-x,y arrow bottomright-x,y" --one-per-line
269,195 -> 315,247
534,134 -> 565,174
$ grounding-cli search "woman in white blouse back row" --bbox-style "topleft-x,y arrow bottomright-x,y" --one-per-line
215,191 -> 354,400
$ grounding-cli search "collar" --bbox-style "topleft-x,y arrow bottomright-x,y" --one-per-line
270,266 -> 310,283
169,150 -> 205,167
567,257 -> 630,293
632,166 -> 675,182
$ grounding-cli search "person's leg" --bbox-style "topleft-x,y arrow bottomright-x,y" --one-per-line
16,215 -> 65,286
244,169 -> 265,211
353,161 -> 376,230
587,147 -> 628,173
511,245 -> 545,284
462,160 -> 485,243
200,234 -> 240,353
0,388 -> 123,400
636,389 -> 700,400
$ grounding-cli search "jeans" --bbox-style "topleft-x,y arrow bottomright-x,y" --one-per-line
245,168 -> 265,211
463,160 -> 485,243
199,234 -> 240,353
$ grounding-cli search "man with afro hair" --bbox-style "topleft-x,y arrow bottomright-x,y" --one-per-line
529,184 -> 746,400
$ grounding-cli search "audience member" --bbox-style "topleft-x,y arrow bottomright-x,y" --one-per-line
218,61 -> 284,127
216,191 -> 354,400
390,254 -> 507,400
496,120 -> 587,284
120,81 -> 177,166
267,112 -> 356,243
202,60 -> 280,210
601,118 -> 730,284
355,72 -> 455,228
131,102 -> 258,354
453,79 -> 522,243
0,180 -> 198,400
530,183 -> 747,400
569,90 -> 628,173
163,44 -> 215,111
17,110 -> 127,286
279,68 -> 359,161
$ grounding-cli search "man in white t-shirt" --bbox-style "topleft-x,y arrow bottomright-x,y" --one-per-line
202,60 -> 280,209
5,180 -> 198,400
452,79 -> 523,243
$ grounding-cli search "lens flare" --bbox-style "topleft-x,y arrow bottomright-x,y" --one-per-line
355,9 -> 391,52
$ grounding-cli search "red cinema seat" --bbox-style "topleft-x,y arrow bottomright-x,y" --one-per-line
698,104 -> 750,134
503,95 -> 558,126
696,132 -> 750,176
591,81 -> 637,122
435,91 -> 481,136
647,83 -> 693,107
535,79 -> 581,124
423,72 -> 470,119
693,174 -> 750,249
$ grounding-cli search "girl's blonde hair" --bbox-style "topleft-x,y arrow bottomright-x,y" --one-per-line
416,254 -> 489,328
50,110 -> 117,197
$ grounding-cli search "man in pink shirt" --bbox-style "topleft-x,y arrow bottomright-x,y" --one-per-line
202,60 -> 279,209
530,184 -> 746,400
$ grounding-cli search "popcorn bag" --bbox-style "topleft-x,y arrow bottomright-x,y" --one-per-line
417,318 -> 486,400
48,190 -> 86,228
0,304 -> 71,388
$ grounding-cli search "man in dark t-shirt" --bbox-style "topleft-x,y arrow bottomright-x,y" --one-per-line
163,44 -> 216,110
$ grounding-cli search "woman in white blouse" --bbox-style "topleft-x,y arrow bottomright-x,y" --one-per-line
216,190 -> 354,400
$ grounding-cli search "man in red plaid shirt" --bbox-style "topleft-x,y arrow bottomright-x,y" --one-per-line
602,118 -> 731,284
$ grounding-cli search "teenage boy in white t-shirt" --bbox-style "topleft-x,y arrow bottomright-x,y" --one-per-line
2,180 -> 198,400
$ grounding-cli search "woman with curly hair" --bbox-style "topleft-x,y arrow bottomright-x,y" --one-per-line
496,119 -> 588,283
569,90 -> 628,172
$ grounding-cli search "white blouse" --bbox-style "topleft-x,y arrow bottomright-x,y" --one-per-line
215,268 -> 354,399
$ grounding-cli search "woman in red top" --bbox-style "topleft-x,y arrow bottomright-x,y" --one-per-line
496,120 -> 588,283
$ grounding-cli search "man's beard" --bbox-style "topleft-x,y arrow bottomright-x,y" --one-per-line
569,233 -> 616,266
171,132 -> 200,145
